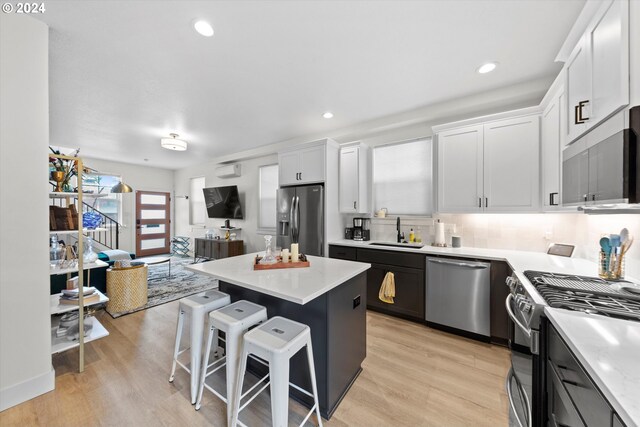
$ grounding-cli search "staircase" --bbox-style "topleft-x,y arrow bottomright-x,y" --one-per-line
80,201 -> 120,250
49,197 -> 121,250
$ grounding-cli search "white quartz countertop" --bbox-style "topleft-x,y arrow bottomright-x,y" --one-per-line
185,253 -> 370,305
545,308 -> 640,427
329,240 -> 639,306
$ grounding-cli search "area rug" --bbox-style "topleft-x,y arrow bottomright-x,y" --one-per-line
108,256 -> 217,318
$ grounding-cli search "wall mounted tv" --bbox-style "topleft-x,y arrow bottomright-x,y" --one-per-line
203,185 -> 244,219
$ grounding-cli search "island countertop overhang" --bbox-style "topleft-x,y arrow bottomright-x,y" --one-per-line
185,253 -> 371,305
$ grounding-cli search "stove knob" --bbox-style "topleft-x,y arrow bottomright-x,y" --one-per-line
518,301 -> 532,313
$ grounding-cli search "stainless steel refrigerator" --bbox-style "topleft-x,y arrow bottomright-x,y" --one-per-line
276,185 -> 324,256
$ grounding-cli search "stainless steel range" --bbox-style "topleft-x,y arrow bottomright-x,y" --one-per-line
505,270 -> 640,427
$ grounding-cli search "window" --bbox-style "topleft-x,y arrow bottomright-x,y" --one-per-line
189,176 -> 206,225
373,138 -> 433,215
258,164 -> 278,230
83,173 -> 122,223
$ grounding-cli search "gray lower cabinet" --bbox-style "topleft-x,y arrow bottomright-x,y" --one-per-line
364,263 -> 425,319
329,245 -> 510,344
356,248 -> 425,321
548,324 -> 623,427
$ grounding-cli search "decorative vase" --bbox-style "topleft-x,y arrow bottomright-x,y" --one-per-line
82,211 -> 102,229
51,171 -> 65,192
83,237 -> 98,263
259,235 -> 277,264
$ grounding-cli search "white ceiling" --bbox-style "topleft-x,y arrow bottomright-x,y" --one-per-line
37,0 -> 585,169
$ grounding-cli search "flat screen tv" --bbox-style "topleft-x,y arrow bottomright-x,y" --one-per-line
203,185 -> 244,219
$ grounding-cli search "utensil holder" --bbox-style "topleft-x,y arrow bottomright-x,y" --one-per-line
598,250 -> 625,280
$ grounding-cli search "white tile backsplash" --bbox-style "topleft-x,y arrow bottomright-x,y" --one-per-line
355,213 -> 640,279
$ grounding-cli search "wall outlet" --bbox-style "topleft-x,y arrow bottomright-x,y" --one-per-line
353,295 -> 361,309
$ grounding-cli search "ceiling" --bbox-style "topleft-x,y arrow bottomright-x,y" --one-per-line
37,0 -> 585,169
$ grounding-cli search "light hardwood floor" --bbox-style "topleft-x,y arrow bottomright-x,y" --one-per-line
0,302 -> 510,426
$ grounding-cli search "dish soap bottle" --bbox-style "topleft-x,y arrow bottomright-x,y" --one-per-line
409,228 -> 415,243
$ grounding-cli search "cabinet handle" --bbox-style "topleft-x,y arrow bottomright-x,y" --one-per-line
550,192 -> 559,206
583,194 -> 588,202
478,197 -> 482,208
299,172 -> 302,180
592,194 -> 596,202
575,100 -> 589,124
485,197 -> 488,208
353,201 -> 357,209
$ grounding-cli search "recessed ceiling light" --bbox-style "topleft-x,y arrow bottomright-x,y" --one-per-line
161,133 -> 188,151
322,112 -> 334,119
477,62 -> 498,74
194,20 -> 214,37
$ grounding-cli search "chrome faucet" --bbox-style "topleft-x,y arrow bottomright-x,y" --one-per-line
396,216 -> 404,243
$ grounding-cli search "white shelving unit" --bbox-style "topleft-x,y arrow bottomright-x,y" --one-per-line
49,192 -> 108,199
49,228 -> 108,235
50,289 -> 109,315
50,289 -> 110,354
49,259 -> 108,276
48,154 -> 110,372
50,315 -> 109,354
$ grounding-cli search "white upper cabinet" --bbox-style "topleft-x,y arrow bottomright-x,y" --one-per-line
339,144 -> 370,213
540,81 -> 565,210
437,125 -> 483,212
278,151 -> 301,186
565,0 -> 629,143
483,116 -> 540,212
278,143 -> 326,186
566,35 -> 591,142
435,109 -> 540,213
589,0 -> 629,124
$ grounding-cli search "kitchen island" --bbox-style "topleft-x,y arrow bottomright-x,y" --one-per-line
186,253 -> 370,419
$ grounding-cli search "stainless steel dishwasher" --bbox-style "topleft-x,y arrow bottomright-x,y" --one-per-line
425,257 -> 491,337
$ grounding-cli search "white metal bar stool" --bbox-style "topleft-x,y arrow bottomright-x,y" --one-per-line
195,300 -> 268,420
231,316 -> 323,427
169,290 -> 231,404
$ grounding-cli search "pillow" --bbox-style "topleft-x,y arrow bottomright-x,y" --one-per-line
100,250 -> 132,261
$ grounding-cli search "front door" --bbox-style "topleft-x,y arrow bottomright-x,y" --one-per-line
136,191 -> 171,257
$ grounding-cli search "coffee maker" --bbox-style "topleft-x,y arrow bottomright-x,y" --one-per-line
352,217 -> 370,241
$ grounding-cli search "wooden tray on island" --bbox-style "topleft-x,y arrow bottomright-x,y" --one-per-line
253,254 -> 310,270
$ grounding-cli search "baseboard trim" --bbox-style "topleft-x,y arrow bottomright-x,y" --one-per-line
0,367 -> 55,411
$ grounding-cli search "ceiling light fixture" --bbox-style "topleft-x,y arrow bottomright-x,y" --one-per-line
477,62 -> 498,74
161,133 -> 188,151
194,20 -> 214,37
322,112 -> 334,119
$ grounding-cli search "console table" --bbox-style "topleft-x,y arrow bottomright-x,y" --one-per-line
194,238 -> 244,262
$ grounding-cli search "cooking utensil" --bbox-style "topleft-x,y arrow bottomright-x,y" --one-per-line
620,228 -> 629,244
599,236 -> 611,253
610,234 -> 621,252
615,235 -> 634,278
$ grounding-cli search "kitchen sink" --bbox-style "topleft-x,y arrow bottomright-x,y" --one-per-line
369,242 -> 425,249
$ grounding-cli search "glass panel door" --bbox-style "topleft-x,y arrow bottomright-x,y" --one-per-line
136,191 -> 170,256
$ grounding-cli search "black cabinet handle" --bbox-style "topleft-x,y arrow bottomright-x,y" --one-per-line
549,192 -> 559,206
592,194 -> 596,202
575,100 -> 589,124
485,197 -> 488,208
353,201 -> 357,209
478,197 -> 482,208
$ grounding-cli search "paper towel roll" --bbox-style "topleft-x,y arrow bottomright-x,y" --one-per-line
435,221 -> 445,246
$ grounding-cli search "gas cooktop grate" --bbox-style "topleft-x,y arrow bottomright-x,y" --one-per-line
524,270 -> 640,322
539,276 -> 640,301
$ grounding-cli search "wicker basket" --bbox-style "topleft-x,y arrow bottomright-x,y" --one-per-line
106,264 -> 148,315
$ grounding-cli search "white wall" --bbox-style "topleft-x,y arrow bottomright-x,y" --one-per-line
174,155 -> 278,254
0,14 -> 54,411
83,158 -> 175,254
173,80 -> 549,255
